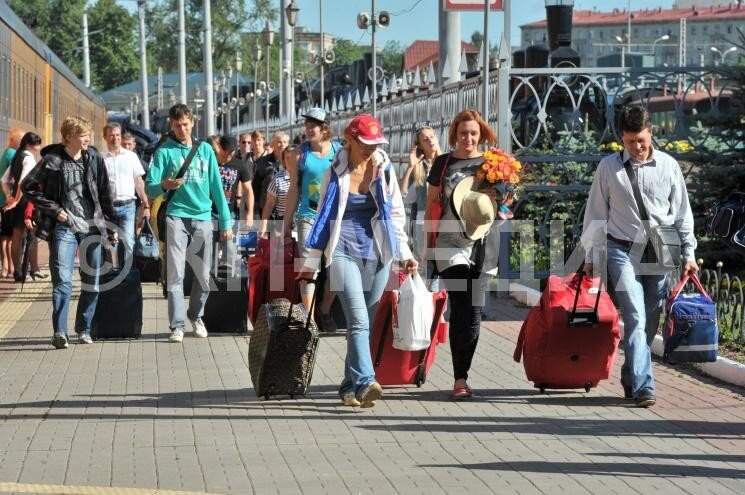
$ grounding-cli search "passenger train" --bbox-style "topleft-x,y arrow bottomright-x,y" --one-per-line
0,1 -> 107,147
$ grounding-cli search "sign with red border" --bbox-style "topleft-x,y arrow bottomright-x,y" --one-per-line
444,0 -> 503,11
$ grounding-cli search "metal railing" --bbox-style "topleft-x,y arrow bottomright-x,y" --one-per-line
698,263 -> 745,344
246,65 -> 741,279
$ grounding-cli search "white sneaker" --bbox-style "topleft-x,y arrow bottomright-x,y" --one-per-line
190,318 -> 208,338
169,328 -> 184,343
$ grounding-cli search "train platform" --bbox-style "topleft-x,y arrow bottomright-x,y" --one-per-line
0,268 -> 743,495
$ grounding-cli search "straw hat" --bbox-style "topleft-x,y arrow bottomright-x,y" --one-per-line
451,176 -> 497,241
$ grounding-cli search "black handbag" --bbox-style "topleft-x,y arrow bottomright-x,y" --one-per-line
157,140 -> 200,242
622,157 -> 682,270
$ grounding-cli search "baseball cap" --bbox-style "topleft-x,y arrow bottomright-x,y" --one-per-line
347,114 -> 388,145
301,107 -> 327,124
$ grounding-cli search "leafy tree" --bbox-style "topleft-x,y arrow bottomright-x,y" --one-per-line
144,0 -> 277,75
86,0 -> 139,91
9,0 -> 87,76
380,40 -> 404,75
470,30 -> 483,50
331,39 -> 366,67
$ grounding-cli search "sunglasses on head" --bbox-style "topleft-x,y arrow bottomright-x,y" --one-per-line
414,124 -> 432,136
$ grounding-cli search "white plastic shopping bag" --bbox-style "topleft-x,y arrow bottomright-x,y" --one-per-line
393,273 -> 434,351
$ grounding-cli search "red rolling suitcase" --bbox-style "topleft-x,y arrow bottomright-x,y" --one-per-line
248,237 -> 299,324
370,287 -> 448,387
513,273 -> 621,393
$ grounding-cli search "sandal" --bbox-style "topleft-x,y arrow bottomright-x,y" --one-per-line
451,385 -> 473,400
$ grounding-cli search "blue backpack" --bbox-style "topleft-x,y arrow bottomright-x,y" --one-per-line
663,274 -> 718,363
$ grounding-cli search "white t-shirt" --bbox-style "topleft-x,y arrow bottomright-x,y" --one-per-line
102,148 -> 145,202
1,150 -> 36,188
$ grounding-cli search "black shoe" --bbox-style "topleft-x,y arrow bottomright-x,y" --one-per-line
315,311 -> 338,333
13,272 -> 24,283
621,381 -> 632,400
635,395 -> 656,408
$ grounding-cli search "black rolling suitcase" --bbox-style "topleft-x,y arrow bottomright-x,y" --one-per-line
91,268 -> 143,339
248,281 -> 319,399
203,262 -> 249,333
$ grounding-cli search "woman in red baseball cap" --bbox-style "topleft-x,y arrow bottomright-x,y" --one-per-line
298,114 -> 418,408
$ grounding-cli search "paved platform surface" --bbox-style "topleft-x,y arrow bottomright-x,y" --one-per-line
0,274 -> 743,495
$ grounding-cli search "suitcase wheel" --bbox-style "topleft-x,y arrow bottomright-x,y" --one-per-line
538,385 -> 547,394
264,392 -> 270,401
415,366 -> 426,387
584,382 -> 592,393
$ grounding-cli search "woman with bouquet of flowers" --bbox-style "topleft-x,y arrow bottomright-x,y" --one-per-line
424,108 -> 519,399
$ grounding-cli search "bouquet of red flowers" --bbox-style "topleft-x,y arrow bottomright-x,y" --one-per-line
475,147 -> 522,219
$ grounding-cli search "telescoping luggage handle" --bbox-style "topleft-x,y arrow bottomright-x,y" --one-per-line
287,277 -> 318,330
568,270 -> 604,327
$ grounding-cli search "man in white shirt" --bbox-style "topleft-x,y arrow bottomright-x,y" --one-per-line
102,122 -> 150,269
581,105 -> 698,408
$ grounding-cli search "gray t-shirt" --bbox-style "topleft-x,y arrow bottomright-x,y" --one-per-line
427,153 -> 487,273
62,158 -> 95,233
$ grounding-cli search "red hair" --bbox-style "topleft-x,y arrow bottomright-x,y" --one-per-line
448,109 -> 497,148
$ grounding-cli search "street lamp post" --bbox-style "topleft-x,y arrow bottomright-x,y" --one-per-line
615,35 -> 626,68
711,46 -> 738,66
262,22 -> 275,136
225,67 -> 233,132
252,43 -> 263,130
285,0 -> 300,132
235,52 -> 243,128
652,34 -> 670,67
356,3 -> 390,117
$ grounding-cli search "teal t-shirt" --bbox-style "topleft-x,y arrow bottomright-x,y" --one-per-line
0,148 -> 15,205
298,144 -> 337,219
145,138 -> 232,231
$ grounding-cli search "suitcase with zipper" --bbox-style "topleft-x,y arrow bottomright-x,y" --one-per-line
370,282 -> 448,387
513,272 -> 620,392
202,261 -> 249,334
663,274 -> 718,363
91,268 -> 143,339
248,280 -> 319,399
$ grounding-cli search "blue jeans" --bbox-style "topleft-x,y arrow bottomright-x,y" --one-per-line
50,224 -> 103,335
113,201 -> 136,269
165,216 -> 213,330
606,241 -> 667,398
329,252 -> 391,398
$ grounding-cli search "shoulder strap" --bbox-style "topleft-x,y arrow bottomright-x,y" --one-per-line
621,151 -> 655,243
437,153 -> 451,197
165,140 -> 200,203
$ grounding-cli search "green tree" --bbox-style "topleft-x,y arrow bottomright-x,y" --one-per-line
9,0 -> 87,77
380,40 -> 404,75
144,0 -> 277,75
86,0 -> 139,91
470,30 -> 483,50
331,39 -> 366,67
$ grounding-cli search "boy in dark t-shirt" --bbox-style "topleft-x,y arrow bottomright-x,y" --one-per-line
215,136 -> 253,269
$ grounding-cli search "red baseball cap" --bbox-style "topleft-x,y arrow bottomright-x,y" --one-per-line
347,114 -> 388,145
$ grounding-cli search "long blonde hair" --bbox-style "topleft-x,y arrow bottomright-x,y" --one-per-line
412,126 -> 442,187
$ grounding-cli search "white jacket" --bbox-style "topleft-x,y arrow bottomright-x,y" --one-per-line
302,147 -> 413,271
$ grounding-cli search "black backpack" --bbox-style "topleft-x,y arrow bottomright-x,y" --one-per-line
706,192 -> 745,254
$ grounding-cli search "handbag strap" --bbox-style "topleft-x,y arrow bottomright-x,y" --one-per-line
164,139 -> 201,205
140,217 -> 155,236
620,151 -> 654,243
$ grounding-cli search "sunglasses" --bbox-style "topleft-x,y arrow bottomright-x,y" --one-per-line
240,141 -> 251,144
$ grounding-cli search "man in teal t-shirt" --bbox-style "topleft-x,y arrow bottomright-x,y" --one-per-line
145,104 -> 232,343
0,128 -> 23,278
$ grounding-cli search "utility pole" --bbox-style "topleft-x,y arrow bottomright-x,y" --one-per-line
203,0 -> 215,136
281,0 -> 293,127
319,0 -> 324,109
481,0 -> 489,122
137,1 -> 150,130
178,0 -> 187,104
82,14 -> 90,87
439,2 -> 460,86
371,0 -> 377,117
